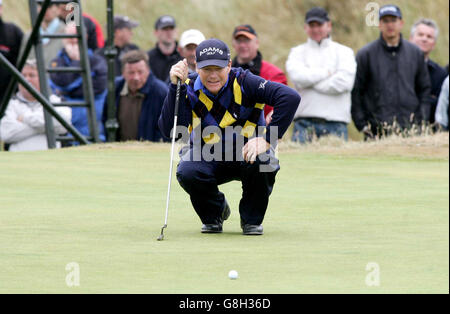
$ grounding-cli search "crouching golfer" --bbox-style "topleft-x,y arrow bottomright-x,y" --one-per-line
159,39 -> 300,235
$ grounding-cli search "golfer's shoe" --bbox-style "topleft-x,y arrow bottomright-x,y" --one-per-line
201,201 -> 230,234
242,224 -> 264,236
222,200 -> 231,221
201,224 -> 223,233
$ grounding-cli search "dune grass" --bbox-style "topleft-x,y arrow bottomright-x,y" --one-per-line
3,0 -> 449,69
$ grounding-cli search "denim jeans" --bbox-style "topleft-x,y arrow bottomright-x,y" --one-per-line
292,118 -> 348,143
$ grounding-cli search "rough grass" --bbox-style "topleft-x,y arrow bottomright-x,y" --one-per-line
78,131 -> 449,160
279,132 -> 450,160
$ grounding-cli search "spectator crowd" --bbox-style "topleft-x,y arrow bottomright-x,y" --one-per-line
0,1 -> 448,152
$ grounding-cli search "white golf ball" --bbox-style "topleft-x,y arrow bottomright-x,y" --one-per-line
228,270 -> 238,280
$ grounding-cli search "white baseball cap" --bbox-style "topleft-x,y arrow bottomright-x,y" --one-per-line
179,29 -> 206,48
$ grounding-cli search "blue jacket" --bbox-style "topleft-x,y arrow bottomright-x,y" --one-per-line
49,48 -> 108,141
49,48 -> 107,98
103,73 -> 169,142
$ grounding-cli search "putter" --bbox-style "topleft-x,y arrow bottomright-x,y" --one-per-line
157,79 -> 182,241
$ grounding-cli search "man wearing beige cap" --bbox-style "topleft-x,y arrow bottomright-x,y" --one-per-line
177,29 -> 205,74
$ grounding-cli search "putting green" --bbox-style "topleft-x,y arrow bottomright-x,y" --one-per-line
0,143 -> 448,293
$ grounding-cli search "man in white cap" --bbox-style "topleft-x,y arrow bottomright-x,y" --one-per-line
177,29 -> 205,74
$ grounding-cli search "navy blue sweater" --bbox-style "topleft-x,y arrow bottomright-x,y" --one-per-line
158,68 -> 300,146
49,48 -> 107,99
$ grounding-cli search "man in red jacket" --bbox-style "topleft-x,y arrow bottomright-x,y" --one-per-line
231,24 -> 288,124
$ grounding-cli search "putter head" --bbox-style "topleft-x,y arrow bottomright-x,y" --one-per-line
156,225 -> 167,241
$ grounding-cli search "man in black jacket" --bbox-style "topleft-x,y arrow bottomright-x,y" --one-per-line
97,15 -> 140,77
147,15 -> 182,83
0,1 -> 24,103
351,5 -> 431,138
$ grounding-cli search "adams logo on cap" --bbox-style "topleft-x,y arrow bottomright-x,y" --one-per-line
196,38 -> 231,69
199,47 -> 224,57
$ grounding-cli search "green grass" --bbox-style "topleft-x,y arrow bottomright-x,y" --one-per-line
0,143 -> 448,293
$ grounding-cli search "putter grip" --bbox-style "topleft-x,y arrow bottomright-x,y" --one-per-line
174,79 -> 181,117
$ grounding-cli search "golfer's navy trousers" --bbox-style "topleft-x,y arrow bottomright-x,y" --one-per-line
176,146 -> 280,226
